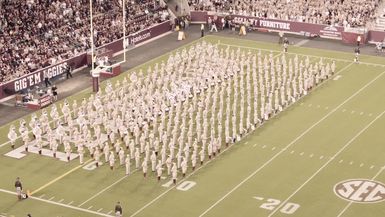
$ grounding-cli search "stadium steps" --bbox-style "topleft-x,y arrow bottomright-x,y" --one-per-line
374,17 -> 385,31
165,0 -> 190,17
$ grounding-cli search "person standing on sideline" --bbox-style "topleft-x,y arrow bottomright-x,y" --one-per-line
15,177 -> 23,200
356,35 -> 361,47
221,17 -> 225,30
65,64 -> 73,79
52,85 -> 58,101
201,24 -> 205,37
208,17 -> 212,31
210,19 -> 218,32
354,46 -> 360,63
43,73 -> 51,87
278,31 -> 284,44
115,201 -> 123,217
283,38 -> 289,53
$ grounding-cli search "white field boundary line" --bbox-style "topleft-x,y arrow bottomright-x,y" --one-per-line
78,167 -> 139,207
336,165 -> 385,217
129,60 -> 354,217
197,69 -> 385,217
212,35 -> 385,66
0,188 -> 114,217
294,39 -> 310,47
219,43 -> 385,68
0,37 -> 208,148
268,110 -> 385,217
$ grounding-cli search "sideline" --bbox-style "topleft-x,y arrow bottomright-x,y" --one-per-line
0,188 -> 114,217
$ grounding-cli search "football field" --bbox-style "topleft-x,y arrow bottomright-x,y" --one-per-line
0,35 -> 385,217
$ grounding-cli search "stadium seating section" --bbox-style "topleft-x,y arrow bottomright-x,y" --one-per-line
0,0 -> 169,84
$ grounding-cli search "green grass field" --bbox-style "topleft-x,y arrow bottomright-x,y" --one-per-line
0,35 -> 385,217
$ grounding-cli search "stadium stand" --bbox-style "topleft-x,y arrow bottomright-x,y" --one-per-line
0,0 -> 169,84
188,0 -> 380,28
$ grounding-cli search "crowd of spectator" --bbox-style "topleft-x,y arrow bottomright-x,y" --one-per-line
189,0 -> 381,28
0,0 -> 169,84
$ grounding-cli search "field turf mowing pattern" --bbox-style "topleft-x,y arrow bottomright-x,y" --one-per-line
0,35 -> 385,217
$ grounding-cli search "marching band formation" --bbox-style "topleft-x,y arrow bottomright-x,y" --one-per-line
8,41 -> 337,184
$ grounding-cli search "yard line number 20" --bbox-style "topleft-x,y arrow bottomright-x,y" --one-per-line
256,197 -> 300,215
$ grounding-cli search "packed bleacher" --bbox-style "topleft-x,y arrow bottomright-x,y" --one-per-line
0,0 -> 169,84
188,0 -> 381,28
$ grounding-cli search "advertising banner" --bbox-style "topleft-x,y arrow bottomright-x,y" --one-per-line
231,15 -> 344,39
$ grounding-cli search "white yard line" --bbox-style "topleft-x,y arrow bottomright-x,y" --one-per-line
197,69 -> 385,217
268,110 -> 385,217
220,43 -> 385,67
0,188 -> 114,217
336,165 -> 385,217
294,40 -> 310,47
78,176 -> 127,206
79,168 -> 139,207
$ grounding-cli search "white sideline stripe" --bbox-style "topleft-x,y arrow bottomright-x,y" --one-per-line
220,43 -> 385,67
197,68 -> 385,217
268,110 -> 385,217
79,176 -> 127,206
294,40 -> 309,47
0,188 -> 114,217
78,167 -> 138,207
336,166 -> 385,217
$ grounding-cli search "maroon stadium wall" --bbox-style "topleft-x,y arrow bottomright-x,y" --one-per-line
0,21 -> 171,100
190,11 -> 208,23
367,30 -> 385,43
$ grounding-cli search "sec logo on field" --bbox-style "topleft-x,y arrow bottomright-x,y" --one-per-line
334,179 -> 385,203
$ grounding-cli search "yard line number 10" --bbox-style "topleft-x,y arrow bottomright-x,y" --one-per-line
254,196 -> 300,215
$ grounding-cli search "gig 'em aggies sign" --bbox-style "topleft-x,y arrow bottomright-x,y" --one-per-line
334,179 -> 385,203
14,62 -> 68,92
